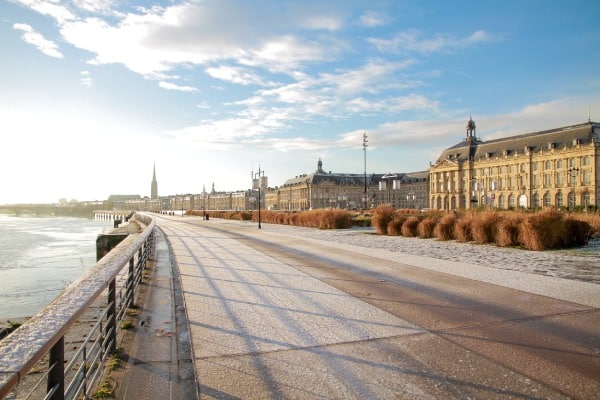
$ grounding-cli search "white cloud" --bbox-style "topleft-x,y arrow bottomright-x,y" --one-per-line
369,29 -> 493,55
205,66 -> 273,86
13,23 -> 64,59
72,0 -> 116,14
15,0 -> 76,24
359,11 -> 390,28
158,81 -> 198,92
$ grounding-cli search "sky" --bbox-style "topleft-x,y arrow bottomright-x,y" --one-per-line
1,0 -> 599,204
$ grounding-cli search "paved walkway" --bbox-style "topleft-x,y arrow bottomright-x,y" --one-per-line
118,215 -> 600,399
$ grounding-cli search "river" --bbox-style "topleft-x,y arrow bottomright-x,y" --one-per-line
0,215 -> 113,319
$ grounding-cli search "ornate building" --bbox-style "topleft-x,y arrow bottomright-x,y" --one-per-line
265,159 -> 428,211
429,118 -> 600,210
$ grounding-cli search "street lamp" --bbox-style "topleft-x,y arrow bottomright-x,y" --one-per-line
252,166 -> 267,229
362,131 -> 368,209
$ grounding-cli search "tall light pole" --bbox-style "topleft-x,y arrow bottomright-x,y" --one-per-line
362,131 -> 368,209
252,166 -> 266,229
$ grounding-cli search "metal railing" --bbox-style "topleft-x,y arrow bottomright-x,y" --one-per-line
0,212 -> 155,400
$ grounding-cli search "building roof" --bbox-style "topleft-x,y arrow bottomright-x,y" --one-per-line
435,121 -> 600,165
282,159 -> 428,187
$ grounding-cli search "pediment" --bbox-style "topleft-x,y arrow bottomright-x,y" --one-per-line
431,158 -> 458,169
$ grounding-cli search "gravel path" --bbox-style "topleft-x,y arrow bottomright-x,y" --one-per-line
259,223 -> 600,285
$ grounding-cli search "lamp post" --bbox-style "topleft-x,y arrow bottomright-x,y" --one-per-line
252,166 -> 266,229
568,167 -> 579,210
362,131 -> 368,209
202,184 -> 207,220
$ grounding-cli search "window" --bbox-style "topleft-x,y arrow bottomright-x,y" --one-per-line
583,192 -> 591,207
543,193 -> 551,207
532,193 -> 539,208
508,194 -> 515,208
533,175 -> 540,189
557,159 -> 563,169
568,192 -> 576,209
544,160 -> 551,170
499,194 -> 505,209
556,192 -> 563,208
569,158 -> 577,168
583,156 -> 590,166
544,174 -> 552,188
557,172 -> 564,186
533,162 -> 539,172
583,170 -> 591,185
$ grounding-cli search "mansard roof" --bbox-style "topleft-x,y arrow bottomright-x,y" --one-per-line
436,121 -> 599,164
281,161 -> 428,187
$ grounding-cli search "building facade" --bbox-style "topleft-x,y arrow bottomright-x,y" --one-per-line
264,159 -> 428,211
429,118 -> 600,210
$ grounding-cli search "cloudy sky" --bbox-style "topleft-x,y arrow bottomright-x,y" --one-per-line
1,0 -> 599,204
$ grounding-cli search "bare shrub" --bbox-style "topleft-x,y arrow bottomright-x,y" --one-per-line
434,214 -> 457,241
454,214 -> 474,242
563,217 -> 592,247
471,211 -> 500,244
417,217 -> 437,238
371,204 -> 395,235
570,213 -> 600,237
402,217 -> 420,237
319,209 -> 354,229
387,215 -> 407,236
519,209 -> 566,250
496,213 -> 524,247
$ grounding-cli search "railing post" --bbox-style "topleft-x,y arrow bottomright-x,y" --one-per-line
106,279 -> 117,355
137,248 -> 143,283
127,258 -> 135,307
47,336 -> 64,400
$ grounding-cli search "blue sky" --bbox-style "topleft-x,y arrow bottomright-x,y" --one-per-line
1,0 -> 599,204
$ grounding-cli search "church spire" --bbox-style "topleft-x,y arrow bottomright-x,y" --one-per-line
151,163 -> 158,199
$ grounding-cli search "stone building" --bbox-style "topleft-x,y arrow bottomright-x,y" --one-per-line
265,159 -> 428,211
429,118 -> 600,210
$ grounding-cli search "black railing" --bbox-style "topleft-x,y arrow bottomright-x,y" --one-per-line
0,212 -> 155,400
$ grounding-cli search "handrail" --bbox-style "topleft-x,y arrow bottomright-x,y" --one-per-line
0,212 -> 155,400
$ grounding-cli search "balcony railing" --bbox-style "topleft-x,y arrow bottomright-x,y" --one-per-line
0,212 -> 155,400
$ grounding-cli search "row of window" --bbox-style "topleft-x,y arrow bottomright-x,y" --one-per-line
432,168 -> 592,193
433,192 -> 591,209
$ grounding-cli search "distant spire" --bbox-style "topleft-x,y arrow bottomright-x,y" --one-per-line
588,102 -> 591,123
151,163 -> 158,199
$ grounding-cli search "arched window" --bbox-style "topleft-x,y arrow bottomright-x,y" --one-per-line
556,192 -> 563,208
498,194 -> 505,209
532,193 -> 539,209
568,192 -> 576,209
543,192 -> 551,207
508,194 -> 515,208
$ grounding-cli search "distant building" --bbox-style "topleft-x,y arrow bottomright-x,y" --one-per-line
429,118 -> 600,210
151,163 -> 158,199
265,159 -> 428,210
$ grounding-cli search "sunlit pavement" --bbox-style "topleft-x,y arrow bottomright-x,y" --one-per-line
124,215 -> 600,399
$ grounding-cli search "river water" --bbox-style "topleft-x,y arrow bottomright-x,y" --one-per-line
0,215 -> 113,319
